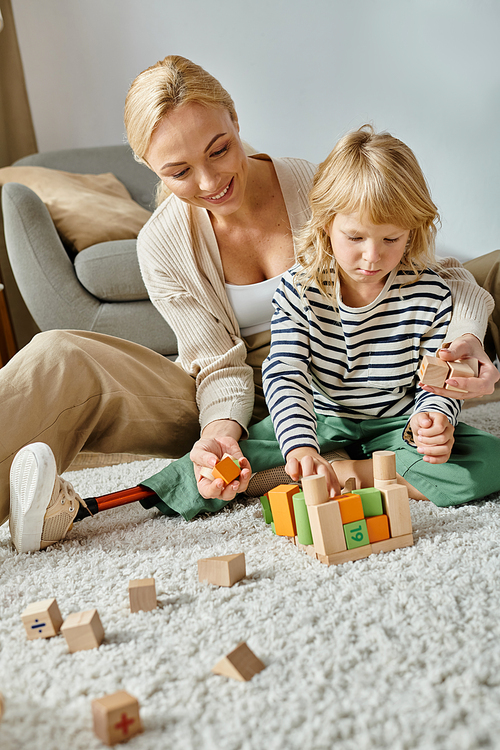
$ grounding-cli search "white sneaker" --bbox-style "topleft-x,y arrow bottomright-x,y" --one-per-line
9,443 -> 82,553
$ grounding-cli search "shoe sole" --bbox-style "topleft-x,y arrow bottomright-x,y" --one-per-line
9,443 -> 57,553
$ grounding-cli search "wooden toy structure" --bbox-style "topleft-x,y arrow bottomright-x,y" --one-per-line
260,451 -> 413,565
92,691 -> 143,746
419,355 -> 478,393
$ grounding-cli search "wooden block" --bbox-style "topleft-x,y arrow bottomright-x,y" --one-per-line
317,543 -> 374,566
259,494 -> 273,524
372,450 -> 397,482
445,361 -> 475,393
356,487 -> 383,517
198,553 -> 246,587
212,642 -> 265,681
371,533 -> 414,554
337,493 -> 364,524
92,691 -> 143,746
128,578 -> 157,613
460,357 -> 479,377
292,491 -> 313,546
344,519 -> 370,549
0,691 -> 4,722
366,514 -> 390,543
60,609 -> 104,653
301,474 -> 329,506
342,477 -> 356,494
380,484 -> 413,537
212,455 -> 241,485
307,499 -> 347,556
199,466 -> 215,481
21,598 -> 63,640
267,484 -> 300,536
418,355 -> 449,387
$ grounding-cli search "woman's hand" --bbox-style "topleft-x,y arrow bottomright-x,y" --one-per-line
285,446 -> 342,497
190,420 -> 251,501
419,334 -> 499,400
409,411 -> 455,463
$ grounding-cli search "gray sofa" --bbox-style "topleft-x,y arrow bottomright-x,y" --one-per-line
0,144 -> 178,357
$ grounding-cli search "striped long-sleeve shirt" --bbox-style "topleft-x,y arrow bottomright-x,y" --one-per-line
262,265 -> 461,459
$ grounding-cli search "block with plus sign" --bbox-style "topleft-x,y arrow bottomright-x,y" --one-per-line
92,691 -> 143,746
21,598 -> 63,640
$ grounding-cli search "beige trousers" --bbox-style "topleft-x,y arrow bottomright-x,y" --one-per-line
0,330 -> 200,524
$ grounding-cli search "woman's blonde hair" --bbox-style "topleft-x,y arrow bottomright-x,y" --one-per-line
296,124 -> 440,299
124,55 -> 238,205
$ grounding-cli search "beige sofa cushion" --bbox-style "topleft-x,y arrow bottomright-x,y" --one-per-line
0,166 -> 152,251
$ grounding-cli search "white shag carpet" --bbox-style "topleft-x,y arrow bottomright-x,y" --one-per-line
1,402 -> 500,750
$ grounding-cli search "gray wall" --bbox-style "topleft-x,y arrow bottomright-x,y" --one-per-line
11,0 -> 500,262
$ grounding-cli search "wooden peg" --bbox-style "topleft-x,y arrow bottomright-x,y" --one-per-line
301,474 -> 329,506
372,450 -> 397,484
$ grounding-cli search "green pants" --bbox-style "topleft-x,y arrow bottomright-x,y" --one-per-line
141,414 -> 500,520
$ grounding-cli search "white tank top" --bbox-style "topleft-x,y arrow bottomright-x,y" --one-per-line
225,274 -> 282,337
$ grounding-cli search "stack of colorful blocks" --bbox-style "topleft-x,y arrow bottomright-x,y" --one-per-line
260,450 -> 414,565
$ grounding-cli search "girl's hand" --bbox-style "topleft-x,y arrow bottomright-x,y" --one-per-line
409,411 -> 455,463
190,422 -> 251,501
285,447 -> 342,497
419,334 -> 499,399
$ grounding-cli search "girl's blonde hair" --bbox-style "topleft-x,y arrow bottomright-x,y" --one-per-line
124,55 -> 238,206
296,124 -> 440,299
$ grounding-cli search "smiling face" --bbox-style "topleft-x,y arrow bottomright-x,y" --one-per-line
145,102 -> 249,218
327,213 -> 411,306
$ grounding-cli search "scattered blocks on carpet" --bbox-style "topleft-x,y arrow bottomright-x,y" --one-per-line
21,597 -> 63,640
60,608 -> 105,653
198,553 -> 246,587
129,578 -> 157,613
212,642 -> 265,681
260,450 -> 414,565
92,690 -> 143,746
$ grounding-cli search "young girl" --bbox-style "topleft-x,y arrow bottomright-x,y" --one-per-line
253,125 -> 500,505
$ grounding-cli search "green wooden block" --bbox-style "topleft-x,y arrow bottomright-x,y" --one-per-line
271,521 -> 276,535
260,495 -> 273,525
344,519 -> 370,549
356,487 -> 383,517
292,491 -> 313,546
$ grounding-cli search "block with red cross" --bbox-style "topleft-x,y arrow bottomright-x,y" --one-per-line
92,691 -> 143,746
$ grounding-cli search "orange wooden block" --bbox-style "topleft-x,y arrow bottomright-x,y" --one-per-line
21,598 -> 63,640
212,455 -> 240,485
267,484 -> 300,537
212,642 -> 265,681
129,578 -> 157,613
366,514 -> 390,543
336,493 -> 364,524
60,609 -> 104,653
92,691 -> 143,746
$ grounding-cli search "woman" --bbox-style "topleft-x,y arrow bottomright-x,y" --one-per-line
5,55 -> 499,553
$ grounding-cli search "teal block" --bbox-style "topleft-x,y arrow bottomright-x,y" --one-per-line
356,487 -> 383,517
260,495 -> 273,525
292,491 -> 313,546
344,519 -> 370,549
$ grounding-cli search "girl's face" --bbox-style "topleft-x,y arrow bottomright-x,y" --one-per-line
146,102 -> 249,219
326,212 -> 411,305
